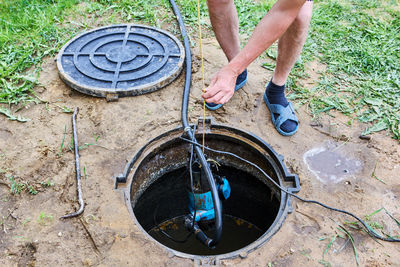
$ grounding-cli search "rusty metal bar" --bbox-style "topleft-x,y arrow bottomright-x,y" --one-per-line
61,107 -> 85,219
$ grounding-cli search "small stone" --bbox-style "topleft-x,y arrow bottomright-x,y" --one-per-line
58,232 -> 62,237
359,135 -> 371,140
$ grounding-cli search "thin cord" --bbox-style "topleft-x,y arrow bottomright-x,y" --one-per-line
188,126 -> 198,234
196,0 -> 206,153
179,136 -> 400,242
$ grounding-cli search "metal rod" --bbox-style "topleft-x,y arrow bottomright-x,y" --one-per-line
61,107 -> 85,219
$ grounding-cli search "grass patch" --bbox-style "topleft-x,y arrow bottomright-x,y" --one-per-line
0,0 -> 81,106
8,175 -> 38,195
322,207 -> 400,265
344,207 -> 400,247
7,174 -> 54,195
371,161 -> 386,184
37,211 -> 53,225
337,225 -> 359,267
0,106 -> 30,122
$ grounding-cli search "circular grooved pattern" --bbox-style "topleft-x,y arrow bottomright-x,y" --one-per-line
57,24 -> 185,98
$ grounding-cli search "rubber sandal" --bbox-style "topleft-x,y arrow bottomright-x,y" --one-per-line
205,69 -> 247,111
263,92 -> 299,136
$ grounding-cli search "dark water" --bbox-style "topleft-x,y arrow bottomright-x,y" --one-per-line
134,166 -> 280,255
148,214 -> 263,255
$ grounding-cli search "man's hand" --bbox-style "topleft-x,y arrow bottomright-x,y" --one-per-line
202,66 -> 239,105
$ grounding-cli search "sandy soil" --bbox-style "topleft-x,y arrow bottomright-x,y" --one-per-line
0,37 -> 399,267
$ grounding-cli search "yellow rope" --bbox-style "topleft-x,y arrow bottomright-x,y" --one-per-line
196,0 -> 206,153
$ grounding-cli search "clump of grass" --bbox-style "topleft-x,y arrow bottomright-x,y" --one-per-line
336,207 -> 400,263
371,161 -> 386,184
319,228 -> 358,267
58,125 -> 68,156
8,176 -> 24,194
27,184 -> 38,195
8,175 -> 46,195
37,212 -> 53,225
0,107 -> 30,122
337,225 -> 359,267
83,166 -> 88,180
40,180 -> 55,187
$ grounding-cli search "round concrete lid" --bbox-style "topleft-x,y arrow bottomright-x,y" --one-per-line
57,24 -> 185,99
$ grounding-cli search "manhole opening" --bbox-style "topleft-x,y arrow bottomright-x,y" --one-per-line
123,125 -> 299,259
134,165 -> 280,256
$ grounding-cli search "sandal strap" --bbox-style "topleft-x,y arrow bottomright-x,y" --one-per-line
268,102 -> 298,129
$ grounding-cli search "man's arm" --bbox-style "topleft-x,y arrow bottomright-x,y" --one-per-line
202,0 -> 306,105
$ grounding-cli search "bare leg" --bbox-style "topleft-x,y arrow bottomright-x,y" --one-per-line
266,1 -> 313,135
207,0 -> 240,61
272,1 -> 313,86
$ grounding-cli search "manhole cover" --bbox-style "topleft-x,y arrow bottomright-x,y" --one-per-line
57,24 -> 185,98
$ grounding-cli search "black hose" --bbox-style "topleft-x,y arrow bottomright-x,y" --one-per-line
169,0 -> 223,247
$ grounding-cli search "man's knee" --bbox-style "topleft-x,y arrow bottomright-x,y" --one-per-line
293,3 -> 313,29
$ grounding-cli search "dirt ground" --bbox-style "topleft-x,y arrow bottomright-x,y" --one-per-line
0,38 -> 399,266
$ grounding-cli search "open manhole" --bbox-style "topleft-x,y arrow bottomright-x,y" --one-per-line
116,121 -> 299,260
57,24 -> 184,99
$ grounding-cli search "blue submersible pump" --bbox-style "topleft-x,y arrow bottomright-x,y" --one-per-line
184,159 -> 231,247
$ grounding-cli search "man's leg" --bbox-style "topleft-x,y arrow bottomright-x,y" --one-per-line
273,1 -> 313,85
206,0 -> 248,110
207,0 -> 240,61
266,1 -> 313,134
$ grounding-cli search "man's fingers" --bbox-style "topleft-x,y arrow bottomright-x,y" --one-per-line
206,91 -> 225,104
202,87 -> 217,99
203,77 -> 219,98
202,68 -> 236,104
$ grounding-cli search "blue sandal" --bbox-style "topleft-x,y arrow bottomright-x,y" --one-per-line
263,92 -> 299,136
205,69 -> 247,111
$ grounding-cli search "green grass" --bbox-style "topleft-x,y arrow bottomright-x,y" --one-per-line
8,175 -> 39,195
337,225 -> 359,267
1,0 -> 399,140
37,211 -> 53,225
8,175 -> 24,194
0,0 -> 81,104
0,0 -> 82,122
